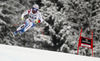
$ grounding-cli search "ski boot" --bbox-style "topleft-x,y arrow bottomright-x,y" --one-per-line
14,31 -> 18,35
19,28 -> 25,34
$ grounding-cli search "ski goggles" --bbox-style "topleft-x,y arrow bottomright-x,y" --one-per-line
33,7 -> 38,12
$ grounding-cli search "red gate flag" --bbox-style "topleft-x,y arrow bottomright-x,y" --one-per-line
77,28 -> 93,56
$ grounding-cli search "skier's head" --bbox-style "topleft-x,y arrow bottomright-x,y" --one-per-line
32,4 -> 39,13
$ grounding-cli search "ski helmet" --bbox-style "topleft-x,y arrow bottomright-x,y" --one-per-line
33,4 -> 39,10
32,4 -> 39,13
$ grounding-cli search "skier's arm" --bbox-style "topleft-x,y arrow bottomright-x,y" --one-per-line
38,12 -> 43,22
35,12 -> 43,24
21,9 -> 31,20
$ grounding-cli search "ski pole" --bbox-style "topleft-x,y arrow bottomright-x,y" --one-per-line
40,26 -> 46,40
36,23 -> 46,40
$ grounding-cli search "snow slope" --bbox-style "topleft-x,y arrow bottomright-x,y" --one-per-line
0,44 -> 99,61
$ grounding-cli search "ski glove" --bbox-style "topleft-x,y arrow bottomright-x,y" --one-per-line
35,20 -> 41,24
21,17 -> 24,20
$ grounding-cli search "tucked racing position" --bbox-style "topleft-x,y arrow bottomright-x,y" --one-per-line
14,4 -> 43,35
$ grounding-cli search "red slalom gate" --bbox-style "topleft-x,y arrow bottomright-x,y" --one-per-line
77,28 -> 93,56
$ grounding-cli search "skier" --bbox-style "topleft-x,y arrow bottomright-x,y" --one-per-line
14,4 -> 43,35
